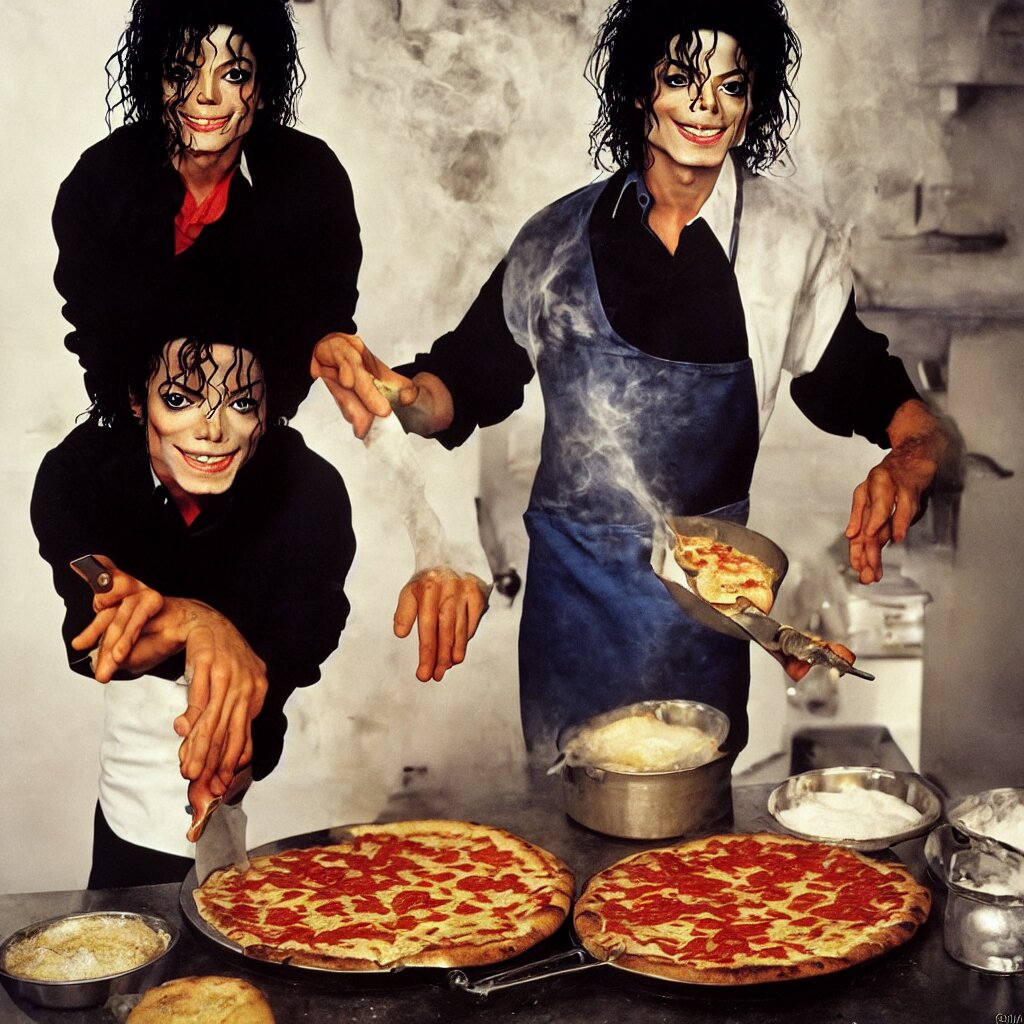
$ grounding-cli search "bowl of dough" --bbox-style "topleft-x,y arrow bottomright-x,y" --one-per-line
768,766 -> 943,851
0,911 -> 178,1009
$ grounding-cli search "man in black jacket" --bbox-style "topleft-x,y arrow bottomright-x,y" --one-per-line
32,328 -> 355,887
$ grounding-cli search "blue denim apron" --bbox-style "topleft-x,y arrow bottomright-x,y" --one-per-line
503,176 -> 760,758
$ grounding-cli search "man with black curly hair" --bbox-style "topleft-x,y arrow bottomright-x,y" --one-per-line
312,0 -> 949,762
51,0 -> 487,690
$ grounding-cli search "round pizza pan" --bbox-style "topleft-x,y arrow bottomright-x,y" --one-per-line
450,918 -> 904,1002
180,822 -> 571,988
560,834 -> 924,995
656,515 -> 789,640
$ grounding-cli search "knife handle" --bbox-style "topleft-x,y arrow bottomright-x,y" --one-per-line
70,554 -> 113,594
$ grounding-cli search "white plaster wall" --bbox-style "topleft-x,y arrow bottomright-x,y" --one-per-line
0,0 -> 988,892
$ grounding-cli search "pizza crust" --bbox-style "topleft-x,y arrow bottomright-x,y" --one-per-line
126,976 -> 275,1023
194,820 -> 574,972
574,832 -> 930,985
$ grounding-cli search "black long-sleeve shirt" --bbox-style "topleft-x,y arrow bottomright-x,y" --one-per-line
30,421 -> 355,780
52,121 -> 363,422
401,171 -> 918,449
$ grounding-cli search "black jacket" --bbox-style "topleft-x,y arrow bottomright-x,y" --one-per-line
31,421 -> 356,780
53,121 -> 363,421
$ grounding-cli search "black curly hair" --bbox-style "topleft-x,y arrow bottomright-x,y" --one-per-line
105,0 -> 304,152
129,333 -> 267,438
586,0 -> 801,174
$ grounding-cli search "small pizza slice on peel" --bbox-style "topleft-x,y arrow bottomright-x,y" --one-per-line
672,534 -> 778,616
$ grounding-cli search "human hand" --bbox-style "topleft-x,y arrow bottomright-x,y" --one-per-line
173,609 -> 267,794
70,557 -> 169,682
775,640 -> 857,683
845,399 -> 948,584
393,568 -> 491,681
311,332 -> 416,439
68,558 -> 265,800
185,764 -> 251,842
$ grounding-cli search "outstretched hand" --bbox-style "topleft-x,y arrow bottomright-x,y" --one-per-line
71,556 -> 171,681
311,332 -> 416,439
394,568 -> 491,681
845,399 -> 949,583
173,613 -> 267,794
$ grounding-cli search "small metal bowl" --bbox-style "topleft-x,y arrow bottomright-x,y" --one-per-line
926,824 -> 1024,973
0,911 -> 178,1010
768,766 -> 943,852
947,787 -> 1024,855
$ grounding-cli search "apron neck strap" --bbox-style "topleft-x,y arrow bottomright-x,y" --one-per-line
727,150 -> 745,268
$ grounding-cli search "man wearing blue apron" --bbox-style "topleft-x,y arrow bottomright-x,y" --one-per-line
313,0 -> 949,761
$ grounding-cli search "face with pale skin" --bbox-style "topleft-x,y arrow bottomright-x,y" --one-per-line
162,23 -> 261,158
135,339 -> 267,507
646,29 -> 752,173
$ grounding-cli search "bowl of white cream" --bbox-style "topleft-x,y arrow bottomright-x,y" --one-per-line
768,766 -> 943,851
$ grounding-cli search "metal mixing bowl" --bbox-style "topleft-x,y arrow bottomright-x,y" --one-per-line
0,911 -> 178,1009
768,766 -> 943,851
926,823 -> 1024,973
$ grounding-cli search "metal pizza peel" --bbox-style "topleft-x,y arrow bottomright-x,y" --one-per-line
653,516 -> 873,680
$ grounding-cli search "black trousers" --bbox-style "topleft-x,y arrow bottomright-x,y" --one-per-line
88,802 -> 193,890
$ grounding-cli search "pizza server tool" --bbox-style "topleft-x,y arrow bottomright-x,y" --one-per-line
193,767 -> 253,884
652,516 -> 872,679
727,602 -> 875,680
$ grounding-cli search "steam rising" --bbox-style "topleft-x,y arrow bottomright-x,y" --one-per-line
363,413 -> 448,571
363,411 -> 488,577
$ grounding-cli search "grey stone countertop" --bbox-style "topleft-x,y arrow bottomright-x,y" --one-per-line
2,759 -> 1022,1023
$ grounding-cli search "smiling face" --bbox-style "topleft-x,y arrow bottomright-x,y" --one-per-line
646,29 -> 752,174
162,24 -> 260,159
139,338 -> 266,507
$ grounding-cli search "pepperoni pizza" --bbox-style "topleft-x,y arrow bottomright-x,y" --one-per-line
193,820 -> 574,970
573,832 -> 930,984
673,534 -> 778,615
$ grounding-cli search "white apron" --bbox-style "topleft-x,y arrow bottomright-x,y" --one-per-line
98,674 -> 196,857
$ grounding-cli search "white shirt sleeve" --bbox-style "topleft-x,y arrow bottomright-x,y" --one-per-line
735,174 -> 854,436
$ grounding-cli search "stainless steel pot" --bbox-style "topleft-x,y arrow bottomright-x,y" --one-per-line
557,700 -> 732,840
926,824 -> 1024,974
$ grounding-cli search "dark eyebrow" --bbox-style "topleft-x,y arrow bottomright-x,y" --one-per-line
161,380 -> 203,400
226,378 -> 264,401
664,61 -> 747,83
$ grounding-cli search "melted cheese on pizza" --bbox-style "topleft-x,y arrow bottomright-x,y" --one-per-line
574,833 -> 930,982
194,820 -> 573,970
673,535 -> 777,615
